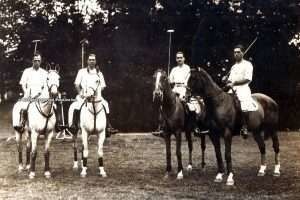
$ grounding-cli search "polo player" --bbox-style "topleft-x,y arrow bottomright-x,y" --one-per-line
68,53 -> 118,137
226,44 -> 256,139
154,51 -> 201,137
12,52 -> 63,132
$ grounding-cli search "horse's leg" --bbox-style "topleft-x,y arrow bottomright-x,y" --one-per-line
185,131 -> 193,172
164,133 -> 172,178
224,129 -> 234,186
44,131 -> 54,178
200,135 -> 206,169
175,131 -> 183,180
80,129 -> 88,177
29,131 -> 38,179
25,131 -> 31,170
209,133 -> 225,182
253,131 -> 267,176
271,130 -> 280,176
16,131 -> 23,172
72,132 -> 79,169
97,131 -> 107,177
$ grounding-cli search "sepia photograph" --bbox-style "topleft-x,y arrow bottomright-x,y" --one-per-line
0,0 -> 300,199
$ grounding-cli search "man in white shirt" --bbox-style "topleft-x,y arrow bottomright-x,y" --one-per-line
68,53 -> 117,137
169,52 -> 191,100
13,53 -> 62,132
226,45 -> 254,138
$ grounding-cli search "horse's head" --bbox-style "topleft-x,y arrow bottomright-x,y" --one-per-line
46,69 -> 60,98
152,69 -> 168,102
187,68 -> 205,96
188,67 -> 222,98
84,73 -> 102,101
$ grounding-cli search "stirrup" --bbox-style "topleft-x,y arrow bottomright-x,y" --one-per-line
56,129 -> 73,140
152,129 -> 165,137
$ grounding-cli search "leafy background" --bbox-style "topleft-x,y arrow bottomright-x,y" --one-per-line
0,0 -> 299,131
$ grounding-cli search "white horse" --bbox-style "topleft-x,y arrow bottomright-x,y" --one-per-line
27,69 -> 60,179
72,73 -> 107,178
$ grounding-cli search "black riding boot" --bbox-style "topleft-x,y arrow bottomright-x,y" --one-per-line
69,109 -> 80,135
241,112 -> 249,139
54,107 -> 64,132
106,114 -> 118,138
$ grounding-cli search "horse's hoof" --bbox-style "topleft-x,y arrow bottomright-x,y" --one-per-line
257,172 -> 266,176
18,165 -> 24,173
186,164 -> 193,172
29,172 -> 35,179
25,165 -> 30,171
73,161 -> 79,169
176,171 -> 183,180
163,173 -> 170,179
226,180 -> 235,186
257,165 -> 267,177
273,164 -> 280,177
80,172 -> 87,178
214,173 -> 224,183
100,172 -> 107,178
44,171 -> 51,179
226,173 -> 234,186
80,167 -> 87,178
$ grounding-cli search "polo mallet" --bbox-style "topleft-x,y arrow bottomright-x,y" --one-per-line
167,29 -> 175,76
223,36 -> 258,82
80,39 -> 89,68
32,39 -> 41,55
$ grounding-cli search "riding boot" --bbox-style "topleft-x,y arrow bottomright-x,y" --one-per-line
69,109 -> 80,135
14,109 -> 27,133
106,115 -> 118,138
241,111 -> 249,139
54,107 -> 64,132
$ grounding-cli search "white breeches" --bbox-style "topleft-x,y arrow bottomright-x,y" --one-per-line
232,87 -> 257,112
172,86 -> 187,101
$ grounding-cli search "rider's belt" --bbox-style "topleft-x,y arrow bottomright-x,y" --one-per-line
174,83 -> 185,86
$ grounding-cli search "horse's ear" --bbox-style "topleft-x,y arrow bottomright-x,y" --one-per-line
55,64 -> 60,72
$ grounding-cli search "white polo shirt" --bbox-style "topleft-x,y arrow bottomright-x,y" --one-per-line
169,64 -> 191,86
19,67 -> 48,97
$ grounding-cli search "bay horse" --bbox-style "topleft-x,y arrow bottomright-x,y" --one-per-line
27,69 -> 60,179
153,69 -> 206,179
187,68 -> 280,185
72,73 -> 107,178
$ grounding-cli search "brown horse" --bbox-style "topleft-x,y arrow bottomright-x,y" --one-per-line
152,69 -> 206,179
187,68 -> 280,185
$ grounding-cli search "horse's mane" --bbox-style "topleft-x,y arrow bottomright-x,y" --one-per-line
196,68 -> 222,91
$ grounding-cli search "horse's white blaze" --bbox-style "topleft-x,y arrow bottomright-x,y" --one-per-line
99,167 -> 107,177
258,165 -> 267,176
177,170 -> 183,180
155,71 -> 162,91
44,171 -> 51,178
73,161 -> 79,169
226,172 -> 234,186
214,173 -> 224,182
273,164 -> 280,176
